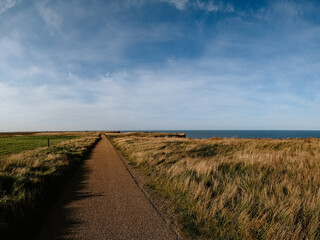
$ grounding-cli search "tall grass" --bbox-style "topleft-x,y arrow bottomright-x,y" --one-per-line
109,133 -> 320,240
0,133 -> 100,239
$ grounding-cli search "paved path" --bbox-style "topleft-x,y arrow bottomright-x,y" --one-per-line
37,135 -> 179,240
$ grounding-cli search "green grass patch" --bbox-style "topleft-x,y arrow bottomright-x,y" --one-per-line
0,134 -> 100,240
0,135 -> 78,156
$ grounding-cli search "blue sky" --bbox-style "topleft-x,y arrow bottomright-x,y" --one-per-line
0,0 -> 319,131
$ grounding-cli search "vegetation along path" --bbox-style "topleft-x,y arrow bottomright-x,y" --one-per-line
37,134 -> 179,240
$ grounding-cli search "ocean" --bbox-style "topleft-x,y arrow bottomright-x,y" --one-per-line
121,130 -> 320,139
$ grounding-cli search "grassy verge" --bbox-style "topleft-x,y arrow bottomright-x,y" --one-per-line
0,133 -> 100,240
108,132 -> 320,240
0,135 -> 78,156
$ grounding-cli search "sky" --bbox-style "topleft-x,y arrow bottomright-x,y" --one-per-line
0,0 -> 319,131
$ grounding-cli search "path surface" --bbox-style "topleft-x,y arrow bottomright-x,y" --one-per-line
37,135 -> 179,240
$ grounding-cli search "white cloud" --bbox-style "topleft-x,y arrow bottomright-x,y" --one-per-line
36,1 -> 62,32
160,0 -> 188,10
195,0 -> 234,13
1,54 -> 319,131
0,0 -> 319,131
0,0 -> 19,15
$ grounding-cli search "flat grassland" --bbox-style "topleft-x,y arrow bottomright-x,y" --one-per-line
108,132 -> 320,240
0,135 -> 78,156
0,132 -> 100,239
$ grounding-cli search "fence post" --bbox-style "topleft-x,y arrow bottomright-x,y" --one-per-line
47,138 -> 50,147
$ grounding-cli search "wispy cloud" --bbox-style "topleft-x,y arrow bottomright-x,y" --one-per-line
1,53 -> 319,131
159,0 -> 234,12
1,0 -> 320,130
159,0 -> 188,10
195,0 -> 234,13
36,1 -> 62,33
0,0 -> 19,15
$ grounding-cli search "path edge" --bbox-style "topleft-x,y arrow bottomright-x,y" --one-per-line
105,134 -> 185,240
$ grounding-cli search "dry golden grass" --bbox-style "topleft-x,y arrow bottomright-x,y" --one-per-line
108,133 -> 320,240
0,133 -> 100,239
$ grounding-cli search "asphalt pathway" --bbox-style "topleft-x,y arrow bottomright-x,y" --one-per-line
37,134 -> 179,240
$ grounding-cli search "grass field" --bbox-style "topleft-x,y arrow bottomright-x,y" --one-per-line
108,132 -> 320,240
0,132 -> 100,239
0,135 -> 78,156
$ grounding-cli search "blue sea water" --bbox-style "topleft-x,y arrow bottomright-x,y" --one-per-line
122,130 -> 320,139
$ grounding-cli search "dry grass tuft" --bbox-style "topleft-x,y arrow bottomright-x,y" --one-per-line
108,133 -> 320,240
0,133 -> 100,239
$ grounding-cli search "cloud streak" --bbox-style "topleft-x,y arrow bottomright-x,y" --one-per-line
0,0 -> 319,130
36,1 -> 62,33
159,0 -> 188,10
0,0 -> 19,15
195,0 -> 234,13
160,0 -> 235,12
